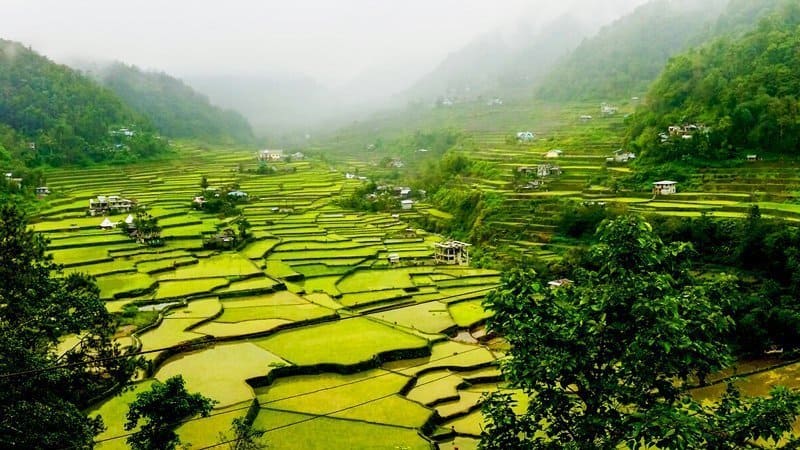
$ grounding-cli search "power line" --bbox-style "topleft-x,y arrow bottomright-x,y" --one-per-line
0,285 -> 496,380
72,346 -> 491,449
194,370 -> 460,450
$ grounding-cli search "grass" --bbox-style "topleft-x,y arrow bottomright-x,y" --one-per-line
154,278 -> 229,300
448,300 -> 492,327
95,272 -> 155,299
254,318 -> 429,366
370,302 -> 457,334
216,303 -> 334,323
256,369 -> 431,427
155,342 -> 288,407
157,254 -> 262,280
252,409 -> 432,450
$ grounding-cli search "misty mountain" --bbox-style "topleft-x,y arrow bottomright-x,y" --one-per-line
0,39 -> 166,167
90,63 -> 255,144
537,0 -> 730,101
405,14 -> 598,101
627,1 -> 800,163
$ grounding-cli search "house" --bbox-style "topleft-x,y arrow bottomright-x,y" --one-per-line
434,240 -> 471,266
391,213 -> 400,219
600,103 -> 618,115
99,218 -> 116,230
401,199 -> 414,210
747,154 -> 758,162
537,164 -> 562,178
548,278 -> 573,288
192,196 -> 206,208
653,181 -> 678,196
387,253 -> 401,265
613,149 -> 636,163
89,195 -> 133,216
579,115 -> 593,122
35,186 -> 50,196
517,131 -> 536,142
227,190 -> 248,200
441,98 -> 454,107
417,148 -> 429,153
4,173 -> 22,188
545,149 -> 563,159
124,214 -> 135,228
403,227 -> 417,238
345,173 -> 357,180
399,188 -> 412,198
258,149 -> 284,161
290,152 -> 305,160
487,98 -> 503,106
524,180 -> 543,190
667,124 -> 707,139
517,166 -> 535,176
111,127 -> 136,137
204,228 -> 237,249
389,158 -> 405,169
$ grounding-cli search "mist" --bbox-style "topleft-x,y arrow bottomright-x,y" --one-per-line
1,0 -> 653,135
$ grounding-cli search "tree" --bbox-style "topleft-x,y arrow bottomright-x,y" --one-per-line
219,417 -> 267,450
125,375 -> 216,450
0,203 -> 138,449
201,175 -> 209,190
481,215 -> 800,449
237,217 -> 251,240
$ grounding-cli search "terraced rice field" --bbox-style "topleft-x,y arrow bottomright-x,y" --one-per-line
43,144 -> 502,449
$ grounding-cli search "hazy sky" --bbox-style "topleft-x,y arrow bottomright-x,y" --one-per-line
1,0 -> 651,85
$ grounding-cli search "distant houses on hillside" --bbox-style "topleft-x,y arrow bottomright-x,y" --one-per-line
88,195 -> 134,216
600,103 -> 618,116
517,131 -> 536,142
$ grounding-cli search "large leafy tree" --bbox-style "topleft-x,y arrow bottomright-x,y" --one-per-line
0,204 -> 138,448
481,215 -> 800,449
125,375 -> 216,450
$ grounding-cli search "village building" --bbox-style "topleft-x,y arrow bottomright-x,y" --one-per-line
399,188 -> 412,198
192,196 -> 206,208
609,149 -> 636,163
401,199 -> 414,210
290,151 -> 305,160
600,103 -> 618,115
545,149 -> 563,159
4,173 -> 22,188
580,115 -> 593,122
653,181 -> 678,196
389,158 -> 405,169
517,166 -> 535,176
387,253 -> 401,265
88,195 -> 133,216
345,173 -> 357,180
517,131 -> 536,142
124,214 -> 135,228
99,218 -> 116,230
548,278 -> 573,288
258,149 -> 284,161
537,164 -> 562,178
434,240 -> 471,266
747,154 -> 758,162
523,180 -> 544,190
204,228 -> 237,249
227,190 -> 248,200
35,186 -> 50,196
487,98 -> 503,106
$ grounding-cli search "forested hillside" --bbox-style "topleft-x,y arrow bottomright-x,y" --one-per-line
627,3 -> 800,163
97,63 -> 254,143
537,0 -> 728,101
0,40 -> 167,166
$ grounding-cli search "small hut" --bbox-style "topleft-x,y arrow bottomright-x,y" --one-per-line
99,218 -> 116,230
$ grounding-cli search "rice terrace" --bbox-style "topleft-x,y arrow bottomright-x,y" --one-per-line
33,145 -> 503,449
7,0 -> 800,449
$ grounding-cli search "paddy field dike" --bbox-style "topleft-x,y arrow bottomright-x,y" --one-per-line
39,144 -> 508,450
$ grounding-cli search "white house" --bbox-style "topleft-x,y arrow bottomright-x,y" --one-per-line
401,199 -> 414,210
747,154 -> 758,162
35,186 -> 50,196
517,131 -> 536,142
434,240 -> 471,266
290,152 -> 305,160
579,115 -> 593,122
388,253 -> 401,264
613,149 -> 636,163
258,149 -> 284,161
548,278 -> 573,288
600,104 -> 618,115
653,181 -> 678,195
99,218 -> 116,230
399,188 -> 412,198
545,149 -> 563,159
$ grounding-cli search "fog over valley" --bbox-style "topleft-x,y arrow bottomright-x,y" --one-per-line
2,0 -> 652,134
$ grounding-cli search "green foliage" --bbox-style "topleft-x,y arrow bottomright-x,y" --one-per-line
120,207 -> 163,247
538,0 -> 728,101
628,3 -> 800,163
125,375 -> 216,450
219,417 -> 267,450
0,40 -> 168,166
0,203 -> 138,448
481,215 -> 800,448
98,62 -> 254,143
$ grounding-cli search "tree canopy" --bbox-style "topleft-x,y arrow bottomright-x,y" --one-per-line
97,62 -> 255,144
0,203 -> 138,448
481,214 -> 800,448
0,40 -> 168,166
627,2 -> 800,163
